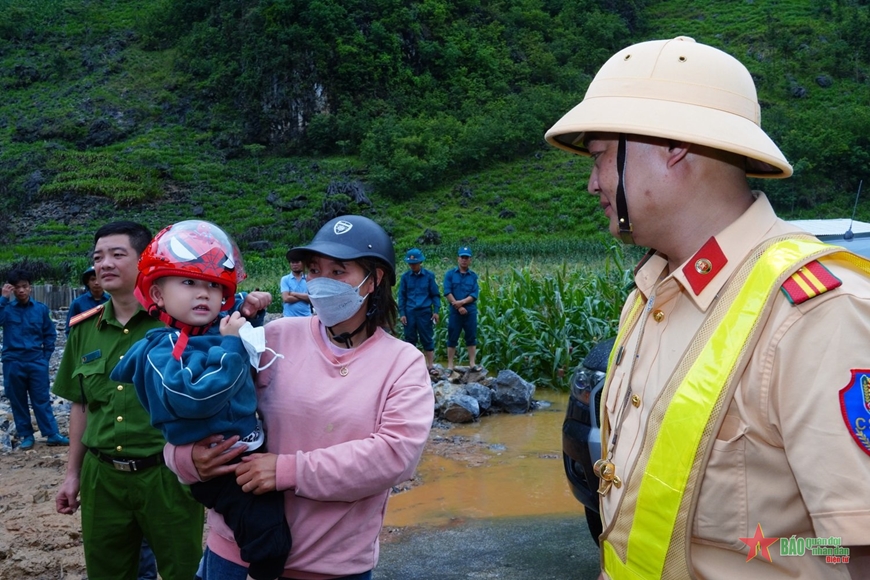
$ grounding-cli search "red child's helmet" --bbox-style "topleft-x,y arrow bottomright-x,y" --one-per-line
136,220 -> 246,313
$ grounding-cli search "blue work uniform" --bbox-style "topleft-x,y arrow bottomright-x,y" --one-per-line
0,295 -> 62,440
443,268 -> 479,348
398,268 -> 441,351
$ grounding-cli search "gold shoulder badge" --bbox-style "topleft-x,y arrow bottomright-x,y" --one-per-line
69,304 -> 105,328
780,261 -> 841,305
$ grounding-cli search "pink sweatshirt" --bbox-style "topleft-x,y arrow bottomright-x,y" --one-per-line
165,316 -> 434,579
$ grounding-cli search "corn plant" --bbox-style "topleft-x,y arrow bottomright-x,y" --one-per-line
432,244 -> 632,390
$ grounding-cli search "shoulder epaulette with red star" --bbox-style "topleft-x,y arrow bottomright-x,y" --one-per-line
780,260 -> 842,305
69,304 -> 105,328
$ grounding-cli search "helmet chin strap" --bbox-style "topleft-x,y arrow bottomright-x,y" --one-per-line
328,318 -> 367,348
327,283 -> 381,348
615,133 -> 635,245
148,305 -> 215,360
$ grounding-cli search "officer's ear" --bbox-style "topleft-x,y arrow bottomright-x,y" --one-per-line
665,140 -> 691,169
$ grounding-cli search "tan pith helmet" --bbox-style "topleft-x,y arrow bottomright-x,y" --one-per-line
545,36 -> 792,178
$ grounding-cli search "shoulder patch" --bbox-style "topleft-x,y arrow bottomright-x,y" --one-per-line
69,304 -> 105,327
780,260 -> 841,305
839,370 -> 870,457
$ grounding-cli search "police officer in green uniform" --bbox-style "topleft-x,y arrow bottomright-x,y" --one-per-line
53,221 -> 272,580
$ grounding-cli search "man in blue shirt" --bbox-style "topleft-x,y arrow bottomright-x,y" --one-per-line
443,246 -> 480,372
65,266 -> 110,335
398,248 -> 441,373
280,255 -> 311,317
0,269 -> 69,450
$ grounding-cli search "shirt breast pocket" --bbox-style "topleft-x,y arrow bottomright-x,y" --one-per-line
691,414 -> 748,549
72,358 -> 109,405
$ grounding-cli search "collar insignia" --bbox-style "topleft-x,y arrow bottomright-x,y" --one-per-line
682,237 -> 727,295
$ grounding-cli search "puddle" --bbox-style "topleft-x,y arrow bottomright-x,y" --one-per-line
385,390 -> 581,527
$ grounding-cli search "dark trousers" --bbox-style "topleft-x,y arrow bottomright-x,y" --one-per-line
2,359 -> 60,439
191,454 -> 291,580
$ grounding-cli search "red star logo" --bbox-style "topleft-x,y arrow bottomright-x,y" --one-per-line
739,523 -> 779,562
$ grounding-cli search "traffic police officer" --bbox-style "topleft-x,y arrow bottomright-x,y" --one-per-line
546,37 -> 870,579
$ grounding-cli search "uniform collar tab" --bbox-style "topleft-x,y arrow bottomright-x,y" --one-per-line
681,236 -> 728,296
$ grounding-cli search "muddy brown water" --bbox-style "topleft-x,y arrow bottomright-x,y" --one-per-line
386,390 -> 579,527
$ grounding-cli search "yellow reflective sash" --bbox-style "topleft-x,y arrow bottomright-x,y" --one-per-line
601,237 -> 870,579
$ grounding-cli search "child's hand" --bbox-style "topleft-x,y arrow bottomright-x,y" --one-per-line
220,311 -> 247,337
239,291 -> 272,317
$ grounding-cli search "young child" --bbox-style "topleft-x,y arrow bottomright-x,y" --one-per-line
110,220 -> 290,580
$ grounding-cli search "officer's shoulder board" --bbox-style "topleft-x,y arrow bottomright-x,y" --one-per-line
69,304 -> 105,328
780,260 -> 842,305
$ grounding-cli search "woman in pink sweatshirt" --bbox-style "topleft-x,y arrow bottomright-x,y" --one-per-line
165,215 -> 435,580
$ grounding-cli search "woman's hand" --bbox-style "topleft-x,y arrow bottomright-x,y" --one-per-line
192,435 -> 246,481
236,453 -> 278,495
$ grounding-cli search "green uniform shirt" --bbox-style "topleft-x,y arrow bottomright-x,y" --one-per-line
53,301 -> 165,457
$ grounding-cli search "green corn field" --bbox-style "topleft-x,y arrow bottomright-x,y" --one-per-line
429,244 -> 634,390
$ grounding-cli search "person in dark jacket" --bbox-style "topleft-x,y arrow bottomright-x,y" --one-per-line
443,247 -> 480,372
0,268 -> 68,450
398,249 -> 441,374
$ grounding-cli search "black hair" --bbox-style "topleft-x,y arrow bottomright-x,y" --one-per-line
94,221 -> 153,256
6,269 -> 32,286
357,257 -> 397,334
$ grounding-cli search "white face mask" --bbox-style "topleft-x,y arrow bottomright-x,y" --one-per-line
238,322 -> 283,371
307,274 -> 370,327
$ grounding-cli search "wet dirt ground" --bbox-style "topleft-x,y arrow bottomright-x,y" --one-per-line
375,393 -> 601,579
0,394 -> 599,579
0,317 -> 599,578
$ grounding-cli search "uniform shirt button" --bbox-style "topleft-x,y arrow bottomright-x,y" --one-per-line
631,394 -> 641,407
116,446 -> 123,452
116,416 -> 123,422
123,328 -> 130,335
117,385 -> 124,391
653,309 -> 665,322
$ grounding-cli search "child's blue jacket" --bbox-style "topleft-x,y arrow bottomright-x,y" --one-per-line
110,325 -> 258,445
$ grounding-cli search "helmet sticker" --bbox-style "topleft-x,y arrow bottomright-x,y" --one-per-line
168,235 -> 198,261
167,231 -> 236,271
333,220 -> 353,235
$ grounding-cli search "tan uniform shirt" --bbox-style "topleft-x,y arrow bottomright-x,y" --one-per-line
601,193 -> 870,579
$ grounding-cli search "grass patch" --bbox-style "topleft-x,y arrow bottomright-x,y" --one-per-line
41,150 -> 163,203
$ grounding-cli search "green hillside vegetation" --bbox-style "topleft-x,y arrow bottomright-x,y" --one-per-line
0,0 -> 868,384
1,0 -> 868,271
